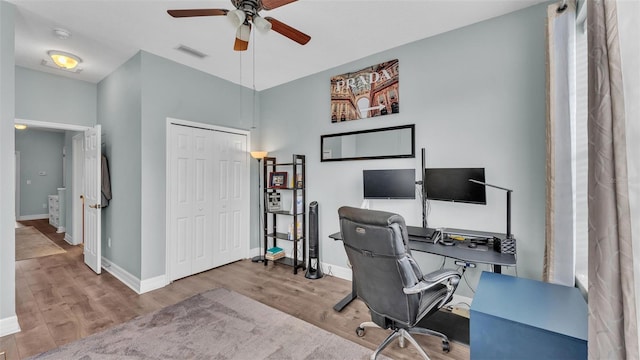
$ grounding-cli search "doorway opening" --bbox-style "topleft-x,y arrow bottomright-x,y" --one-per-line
13,119 -> 91,254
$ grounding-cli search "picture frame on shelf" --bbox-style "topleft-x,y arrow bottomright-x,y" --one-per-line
269,171 -> 288,189
267,192 -> 282,212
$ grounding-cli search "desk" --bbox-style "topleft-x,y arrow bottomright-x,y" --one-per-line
470,272 -> 587,359
329,227 -> 516,312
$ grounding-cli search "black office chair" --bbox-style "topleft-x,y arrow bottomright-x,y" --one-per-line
338,206 -> 461,360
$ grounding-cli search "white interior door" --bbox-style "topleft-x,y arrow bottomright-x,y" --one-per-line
168,121 -> 249,280
190,128 -> 214,274
170,125 -> 194,280
83,125 -> 102,274
169,125 -> 215,280
212,131 -> 248,267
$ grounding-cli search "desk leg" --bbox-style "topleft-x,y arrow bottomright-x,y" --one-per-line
333,279 -> 357,312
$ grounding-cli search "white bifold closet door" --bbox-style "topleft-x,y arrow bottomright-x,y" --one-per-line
169,124 -> 247,281
212,131 -> 248,268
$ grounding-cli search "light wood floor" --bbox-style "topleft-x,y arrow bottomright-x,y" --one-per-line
1,220 -> 469,360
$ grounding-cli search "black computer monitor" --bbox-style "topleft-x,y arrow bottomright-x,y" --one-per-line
363,169 -> 416,199
424,168 -> 486,204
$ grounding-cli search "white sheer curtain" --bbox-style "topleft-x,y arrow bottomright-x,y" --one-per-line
544,0 -> 577,287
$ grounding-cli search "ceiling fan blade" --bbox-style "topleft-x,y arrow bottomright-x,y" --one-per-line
167,9 -> 229,18
264,17 -> 310,45
234,38 -> 249,51
234,23 -> 251,51
261,0 -> 297,11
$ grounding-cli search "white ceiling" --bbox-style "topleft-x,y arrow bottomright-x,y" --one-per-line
10,0 -> 546,91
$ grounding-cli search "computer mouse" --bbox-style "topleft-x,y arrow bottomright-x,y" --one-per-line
468,243 -> 477,248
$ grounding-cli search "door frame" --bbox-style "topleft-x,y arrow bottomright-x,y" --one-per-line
165,117 -> 251,283
72,133 -> 84,245
14,151 -> 20,220
14,119 -> 91,241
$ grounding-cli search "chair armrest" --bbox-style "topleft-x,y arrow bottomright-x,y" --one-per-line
423,269 -> 461,284
403,269 -> 461,295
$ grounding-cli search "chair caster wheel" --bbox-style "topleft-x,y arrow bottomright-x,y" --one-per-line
442,340 -> 450,353
356,327 -> 365,337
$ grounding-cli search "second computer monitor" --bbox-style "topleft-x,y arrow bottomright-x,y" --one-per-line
424,168 -> 486,204
363,169 -> 416,200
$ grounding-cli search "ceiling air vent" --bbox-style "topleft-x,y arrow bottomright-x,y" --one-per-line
175,45 -> 208,59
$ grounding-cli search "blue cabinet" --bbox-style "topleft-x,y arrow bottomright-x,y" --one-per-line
470,272 -> 587,359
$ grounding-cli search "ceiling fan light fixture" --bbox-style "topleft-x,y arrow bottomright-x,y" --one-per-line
252,15 -> 272,33
237,23 -> 251,42
47,50 -> 82,70
227,9 -> 246,28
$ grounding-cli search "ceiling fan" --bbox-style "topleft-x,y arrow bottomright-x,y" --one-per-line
167,0 -> 311,51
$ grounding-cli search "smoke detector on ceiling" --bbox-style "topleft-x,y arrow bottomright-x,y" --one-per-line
53,28 -> 71,40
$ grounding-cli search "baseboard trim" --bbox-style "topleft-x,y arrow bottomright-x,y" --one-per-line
321,262 -> 352,281
140,275 -> 168,294
101,257 -> 142,294
64,233 -> 74,245
16,214 -> 48,221
56,226 -> 65,233
0,315 -> 21,337
101,257 -> 168,295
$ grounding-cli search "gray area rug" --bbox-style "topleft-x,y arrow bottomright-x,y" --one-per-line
29,288 -> 381,359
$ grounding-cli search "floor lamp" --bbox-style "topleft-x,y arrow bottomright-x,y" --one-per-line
251,151 -> 268,262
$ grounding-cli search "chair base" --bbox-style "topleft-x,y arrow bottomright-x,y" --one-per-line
357,322 -> 450,360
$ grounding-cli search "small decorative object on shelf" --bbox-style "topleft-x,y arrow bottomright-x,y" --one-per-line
269,171 -> 288,189
262,154 -> 306,274
287,221 -> 302,240
267,192 -> 282,212
290,192 -> 303,214
265,246 -> 285,260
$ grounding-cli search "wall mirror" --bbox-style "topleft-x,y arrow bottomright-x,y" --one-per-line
321,124 -> 415,162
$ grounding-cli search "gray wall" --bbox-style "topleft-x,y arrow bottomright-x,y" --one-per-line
259,3 -> 547,295
97,53 -> 143,277
15,129 -> 65,217
15,66 -> 97,126
96,51 -> 257,280
139,52 -> 256,279
0,0 -> 16,324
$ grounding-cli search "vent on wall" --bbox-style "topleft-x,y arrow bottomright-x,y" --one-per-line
175,44 -> 208,59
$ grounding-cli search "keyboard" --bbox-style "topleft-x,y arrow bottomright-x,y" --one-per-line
407,226 -> 435,240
